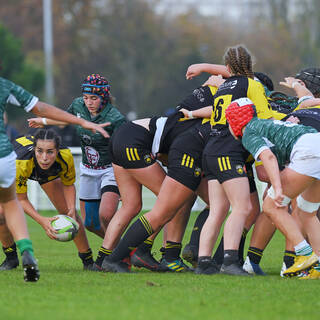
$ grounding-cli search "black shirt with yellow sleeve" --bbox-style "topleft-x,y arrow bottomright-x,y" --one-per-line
13,136 -> 76,194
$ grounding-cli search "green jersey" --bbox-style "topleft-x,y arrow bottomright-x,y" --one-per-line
67,97 -> 126,167
0,77 -> 38,158
242,117 -> 317,166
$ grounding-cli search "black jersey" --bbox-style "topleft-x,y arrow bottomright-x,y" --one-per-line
282,107 -> 320,132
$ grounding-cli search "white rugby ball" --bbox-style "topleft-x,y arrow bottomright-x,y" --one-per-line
51,215 -> 79,242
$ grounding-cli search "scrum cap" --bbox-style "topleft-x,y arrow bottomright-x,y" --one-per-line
225,97 -> 256,138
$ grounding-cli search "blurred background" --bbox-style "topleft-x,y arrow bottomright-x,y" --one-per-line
0,0 -> 319,132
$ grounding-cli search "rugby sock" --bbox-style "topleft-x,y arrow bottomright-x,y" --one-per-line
223,249 -> 239,266
164,241 -> 182,262
2,243 -> 18,260
247,246 -> 264,265
189,208 -> 209,246
109,216 -> 153,262
294,240 -> 313,256
160,246 -> 165,258
283,250 -> 296,269
136,239 -> 154,253
238,229 -> 248,265
212,236 -> 224,266
16,239 -> 34,257
95,247 -> 112,267
78,248 -> 94,266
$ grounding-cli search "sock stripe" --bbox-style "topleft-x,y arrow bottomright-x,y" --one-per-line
139,216 -> 153,236
248,249 -> 263,257
144,239 -> 153,245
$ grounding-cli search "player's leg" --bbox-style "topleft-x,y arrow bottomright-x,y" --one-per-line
0,207 -> 19,270
42,179 -> 94,270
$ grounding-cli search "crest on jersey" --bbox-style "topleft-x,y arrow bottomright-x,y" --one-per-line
144,154 -> 152,164
236,164 -> 244,175
85,146 -> 100,166
194,167 -> 202,177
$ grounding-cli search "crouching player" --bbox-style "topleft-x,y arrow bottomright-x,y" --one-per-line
0,129 -> 95,271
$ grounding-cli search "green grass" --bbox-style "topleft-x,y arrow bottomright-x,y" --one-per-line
0,211 -> 319,320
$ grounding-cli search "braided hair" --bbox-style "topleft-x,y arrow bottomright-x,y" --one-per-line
223,45 -> 254,79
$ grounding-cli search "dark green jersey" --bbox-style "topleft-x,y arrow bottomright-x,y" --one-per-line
67,97 -> 126,167
0,78 -> 38,158
242,117 -> 317,166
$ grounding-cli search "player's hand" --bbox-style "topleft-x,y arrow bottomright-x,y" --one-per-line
40,216 -> 58,240
286,116 -> 300,124
203,75 -> 225,87
81,120 -> 111,138
279,77 -> 305,89
179,108 -> 190,118
28,118 -> 45,128
186,64 -> 204,80
273,187 -> 287,208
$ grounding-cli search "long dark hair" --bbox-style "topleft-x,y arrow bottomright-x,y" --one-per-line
34,129 -> 61,150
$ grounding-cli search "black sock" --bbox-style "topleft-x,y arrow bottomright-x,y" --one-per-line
109,216 -> 153,262
160,247 -> 165,259
189,208 -> 209,246
3,243 -> 18,260
238,229 -> 248,265
198,256 -> 211,264
223,249 -> 238,266
212,236 -> 224,265
136,239 -> 153,253
78,248 -> 94,266
95,246 -> 112,267
164,241 -> 182,262
283,250 -> 296,268
247,246 -> 264,264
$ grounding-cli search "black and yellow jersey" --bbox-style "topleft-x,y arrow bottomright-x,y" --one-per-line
210,75 -> 272,129
13,136 -> 76,194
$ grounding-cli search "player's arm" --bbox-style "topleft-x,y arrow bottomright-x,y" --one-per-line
186,63 -> 230,80
17,193 -> 58,239
30,101 -> 110,137
258,149 -> 284,207
62,184 -> 77,220
179,106 -> 212,119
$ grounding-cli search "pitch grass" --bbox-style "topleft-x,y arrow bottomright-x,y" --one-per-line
0,211 -> 319,320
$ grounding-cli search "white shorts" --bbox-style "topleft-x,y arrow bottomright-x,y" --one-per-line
0,151 -> 17,188
289,133 -> 320,179
79,163 -> 118,200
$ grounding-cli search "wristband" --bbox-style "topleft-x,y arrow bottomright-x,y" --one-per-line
292,82 -> 299,89
42,118 -> 47,125
187,111 -> 194,119
298,95 -> 313,105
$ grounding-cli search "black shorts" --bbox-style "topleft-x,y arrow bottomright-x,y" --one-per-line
245,162 -> 257,194
167,128 -> 205,191
109,122 -> 156,169
203,131 -> 249,183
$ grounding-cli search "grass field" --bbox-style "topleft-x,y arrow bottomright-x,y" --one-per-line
0,211 -> 319,320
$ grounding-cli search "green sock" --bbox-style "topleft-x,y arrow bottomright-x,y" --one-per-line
16,239 -> 34,257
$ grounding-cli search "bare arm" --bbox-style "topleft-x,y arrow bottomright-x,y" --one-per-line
62,184 -> 77,220
179,106 -> 212,119
258,149 -> 284,207
279,77 -> 313,98
186,63 -> 230,80
31,101 -> 110,137
17,193 -> 58,239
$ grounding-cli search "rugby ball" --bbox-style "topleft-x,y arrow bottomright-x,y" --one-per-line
51,215 -> 79,242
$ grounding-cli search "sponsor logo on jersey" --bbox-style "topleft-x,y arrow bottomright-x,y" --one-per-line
85,146 -> 100,166
82,134 -> 92,145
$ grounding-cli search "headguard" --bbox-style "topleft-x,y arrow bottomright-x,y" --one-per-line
225,97 -> 256,138
295,68 -> 320,97
81,74 -> 111,106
